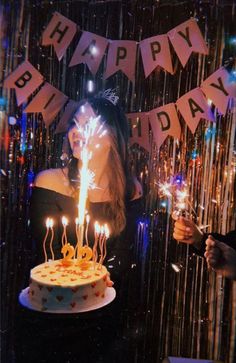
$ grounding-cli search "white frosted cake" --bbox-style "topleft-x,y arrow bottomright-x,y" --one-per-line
20,260 -> 115,313
19,216 -> 115,312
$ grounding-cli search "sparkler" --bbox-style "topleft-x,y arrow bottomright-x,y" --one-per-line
74,114 -> 108,259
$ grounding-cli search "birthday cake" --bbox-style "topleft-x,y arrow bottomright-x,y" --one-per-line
19,221 -> 116,313
21,260 -> 114,313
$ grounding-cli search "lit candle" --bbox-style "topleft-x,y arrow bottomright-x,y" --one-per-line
93,221 -> 100,268
98,224 -> 109,267
43,218 -> 50,263
49,218 -> 54,261
85,214 -> 90,247
103,224 -> 109,263
98,225 -> 105,267
61,216 -> 68,247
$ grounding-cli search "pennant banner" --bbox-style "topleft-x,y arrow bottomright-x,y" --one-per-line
149,103 -> 181,149
3,60 -> 44,106
200,67 -> 236,115
69,31 -> 109,75
127,113 -> 150,152
104,40 -> 137,82
42,12 -> 77,61
41,13 -> 210,81
139,34 -> 174,77
167,18 -> 209,67
24,83 -> 68,127
3,60 -> 235,149
176,87 -> 215,134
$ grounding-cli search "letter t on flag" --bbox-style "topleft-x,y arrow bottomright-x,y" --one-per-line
126,113 -> 150,152
167,18 -> 208,67
42,12 -> 77,61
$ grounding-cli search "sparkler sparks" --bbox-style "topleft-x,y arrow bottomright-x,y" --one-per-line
74,113 -> 108,251
158,181 -> 172,198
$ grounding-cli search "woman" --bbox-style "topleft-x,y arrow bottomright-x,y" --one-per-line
15,93 -> 143,363
30,94 -> 143,264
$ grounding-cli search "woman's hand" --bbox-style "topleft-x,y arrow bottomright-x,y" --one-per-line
173,216 -> 203,249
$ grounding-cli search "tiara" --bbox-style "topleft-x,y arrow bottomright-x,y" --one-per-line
98,89 -> 119,105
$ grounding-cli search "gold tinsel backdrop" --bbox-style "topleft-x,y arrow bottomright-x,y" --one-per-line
0,1 -> 235,363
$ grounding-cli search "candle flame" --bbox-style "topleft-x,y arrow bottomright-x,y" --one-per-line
49,218 -> 54,228
46,217 -> 50,228
94,221 -> 101,234
104,224 -> 110,238
62,216 -> 68,226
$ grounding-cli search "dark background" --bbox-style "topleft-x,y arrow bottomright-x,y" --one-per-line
1,1 -> 236,362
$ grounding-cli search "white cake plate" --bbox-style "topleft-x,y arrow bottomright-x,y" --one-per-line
19,287 -> 116,314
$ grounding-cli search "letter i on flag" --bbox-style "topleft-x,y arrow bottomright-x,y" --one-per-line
24,83 -> 68,127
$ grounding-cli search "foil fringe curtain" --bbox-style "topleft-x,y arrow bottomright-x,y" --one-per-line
0,1 -> 235,363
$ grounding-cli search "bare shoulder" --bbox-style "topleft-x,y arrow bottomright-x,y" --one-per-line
34,168 -> 60,187
34,168 -> 72,196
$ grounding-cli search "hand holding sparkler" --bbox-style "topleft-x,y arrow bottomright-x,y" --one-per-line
173,216 -> 203,248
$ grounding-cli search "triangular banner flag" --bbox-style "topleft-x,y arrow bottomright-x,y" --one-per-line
42,12 -> 77,61
126,113 -> 150,151
201,67 -> 236,115
104,40 -> 137,82
149,103 -> 181,149
69,31 -> 108,75
176,87 -> 215,134
3,60 -> 44,106
140,34 -> 173,77
24,83 -> 68,127
167,18 -> 208,67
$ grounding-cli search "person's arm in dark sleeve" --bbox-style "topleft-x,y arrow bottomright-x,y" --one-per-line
192,230 -> 236,257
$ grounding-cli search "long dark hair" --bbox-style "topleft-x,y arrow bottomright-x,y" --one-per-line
64,96 -> 135,236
